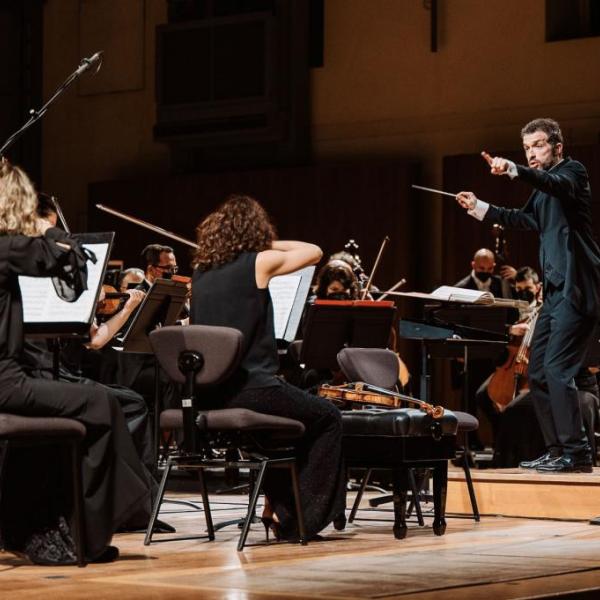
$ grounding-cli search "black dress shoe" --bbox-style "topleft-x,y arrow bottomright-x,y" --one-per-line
536,454 -> 593,473
519,452 -> 560,469
89,545 -> 119,563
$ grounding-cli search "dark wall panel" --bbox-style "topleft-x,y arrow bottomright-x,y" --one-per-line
88,161 -> 420,294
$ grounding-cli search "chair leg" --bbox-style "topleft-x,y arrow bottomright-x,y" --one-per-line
407,469 -> 425,526
432,461 -> 448,536
145,456 -> 174,545
70,440 -> 87,567
349,468 -> 372,523
391,468 -> 409,540
289,461 -> 307,545
197,467 -> 214,541
461,447 -> 480,521
237,460 -> 268,551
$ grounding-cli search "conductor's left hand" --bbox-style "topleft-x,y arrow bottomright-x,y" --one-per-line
482,151 -> 510,175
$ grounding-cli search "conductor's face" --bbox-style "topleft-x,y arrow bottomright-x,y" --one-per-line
522,131 -> 562,171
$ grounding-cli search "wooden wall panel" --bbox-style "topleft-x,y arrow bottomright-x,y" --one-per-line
78,0 -> 145,95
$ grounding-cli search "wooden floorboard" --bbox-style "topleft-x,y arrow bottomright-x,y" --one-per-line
2,492 -> 600,599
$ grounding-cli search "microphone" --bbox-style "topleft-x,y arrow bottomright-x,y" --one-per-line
75,51 -> 103,76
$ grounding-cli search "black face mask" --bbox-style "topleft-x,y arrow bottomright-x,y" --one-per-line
516,289 -> 536,303
474,271 -> 492,282
327,292 -> 351,301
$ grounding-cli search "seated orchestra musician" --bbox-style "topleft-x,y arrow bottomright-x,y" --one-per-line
118,267 -> 145,292
454,247 -> 513,299
0,161 -> 154,565
311,259 -> 361,301
139,243 -> 178,291
451,248 -> 514,449
190,194 -> 346,541
112,244 -> 183,413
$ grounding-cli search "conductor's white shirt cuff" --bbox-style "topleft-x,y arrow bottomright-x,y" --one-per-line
467,200 -> 490,221
506,160 -> 518,179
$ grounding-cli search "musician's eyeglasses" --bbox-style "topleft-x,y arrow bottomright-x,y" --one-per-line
154,264 -> 178,274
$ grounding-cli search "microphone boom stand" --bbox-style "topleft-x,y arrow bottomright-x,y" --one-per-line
0,53 -> 102,157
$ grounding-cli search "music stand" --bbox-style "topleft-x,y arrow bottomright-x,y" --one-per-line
299,300 -> 396,370
21,231 -> 114,378
118,278 -> 188,353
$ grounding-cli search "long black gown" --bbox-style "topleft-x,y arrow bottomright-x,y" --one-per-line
0,228 -> 152,560
191,252 -> 346,540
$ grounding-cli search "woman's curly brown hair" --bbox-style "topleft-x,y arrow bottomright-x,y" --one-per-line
192,194 -> 277,270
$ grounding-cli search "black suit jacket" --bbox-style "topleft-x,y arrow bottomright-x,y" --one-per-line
454,273 -> 506,299
484,157 -> 600,316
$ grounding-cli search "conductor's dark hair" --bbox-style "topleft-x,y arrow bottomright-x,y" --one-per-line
140,244 -> 174,268
515,266 -> 539,284
521,118 -> 563,148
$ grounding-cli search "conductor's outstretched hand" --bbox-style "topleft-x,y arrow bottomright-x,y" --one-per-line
482,151 -> 510,175
456,191 -> 477,210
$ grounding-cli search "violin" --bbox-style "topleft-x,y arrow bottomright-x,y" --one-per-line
319,381 -> 444,418
96,284 -> 130,317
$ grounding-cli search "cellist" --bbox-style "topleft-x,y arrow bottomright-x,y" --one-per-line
475,266 -> 543,446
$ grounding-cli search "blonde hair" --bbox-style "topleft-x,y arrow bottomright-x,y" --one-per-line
0,160 -> 40,236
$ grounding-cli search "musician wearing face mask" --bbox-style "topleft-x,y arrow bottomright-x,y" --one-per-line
139,244 -> 178,291
513,266 -> 543,319
312,260 -> 361,301
454,248 -> 512,299
475,266 -> 544,450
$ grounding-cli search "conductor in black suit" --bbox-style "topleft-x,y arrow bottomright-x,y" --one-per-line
454,247 -> 511,299
456,118 -> 600,473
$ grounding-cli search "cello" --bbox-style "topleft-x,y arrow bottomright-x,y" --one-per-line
487,304 -> 541,411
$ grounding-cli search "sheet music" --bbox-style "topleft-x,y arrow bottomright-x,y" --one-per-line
399,286 -> 494,305
269,274 -> 301,339
20,242 -> 108,324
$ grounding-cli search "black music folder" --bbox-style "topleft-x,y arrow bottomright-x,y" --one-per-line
299,300 -> 396,370
21,231 -> 114,337
118,278 -> 189,353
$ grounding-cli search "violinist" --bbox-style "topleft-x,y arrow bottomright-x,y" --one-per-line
190,194 -> 346,541
139,243 -> 178,291
118,267 -> 145,292
0,161 -> 153,564
311,259 -> 361,301
457,117 -> 600,473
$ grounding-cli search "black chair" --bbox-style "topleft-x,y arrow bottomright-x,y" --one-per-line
0,414 -> 86,567
337,347 -> 480,523
144,325 -> 307,551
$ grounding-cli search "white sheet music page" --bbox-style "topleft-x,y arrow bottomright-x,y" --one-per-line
20,243 -> 108,324
269,274 -> 301,339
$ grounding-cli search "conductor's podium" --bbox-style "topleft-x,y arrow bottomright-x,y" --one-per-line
341,408 -> 458,538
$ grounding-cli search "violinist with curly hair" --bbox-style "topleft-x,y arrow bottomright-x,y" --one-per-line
190,194 -> 346,541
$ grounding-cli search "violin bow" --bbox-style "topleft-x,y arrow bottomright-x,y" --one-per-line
361,236 -> 390,300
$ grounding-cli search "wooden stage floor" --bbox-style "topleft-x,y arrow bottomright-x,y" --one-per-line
3,491 -> 600,599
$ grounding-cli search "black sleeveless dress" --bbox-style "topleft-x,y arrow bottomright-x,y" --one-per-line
191,252 -> 346,538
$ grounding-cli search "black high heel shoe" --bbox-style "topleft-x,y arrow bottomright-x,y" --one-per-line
261,517 -> 282,542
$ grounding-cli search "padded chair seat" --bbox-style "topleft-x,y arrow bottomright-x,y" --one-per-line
453,411 -> 479,432
160,408 -> 305,438
342,408 -> 458,437
0,414 -> 86,440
